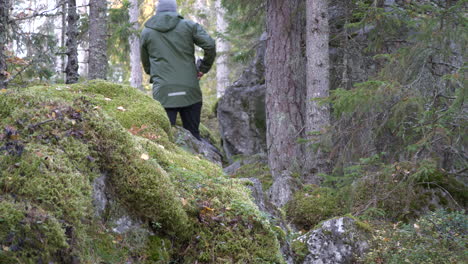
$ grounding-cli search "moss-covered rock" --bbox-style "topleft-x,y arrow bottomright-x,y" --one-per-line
285,186 -> 343,231
0,81 -> 284,263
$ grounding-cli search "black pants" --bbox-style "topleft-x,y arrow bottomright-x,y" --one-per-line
165,102 -> 202,140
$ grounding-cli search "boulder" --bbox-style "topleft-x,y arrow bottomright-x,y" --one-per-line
217,34 -> 268,162
297,217 -> 370,264
173,126 -> 223,166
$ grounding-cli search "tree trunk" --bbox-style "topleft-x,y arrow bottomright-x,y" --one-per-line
303,0 -> 331,183
89,0 -> 108,80
65,0 -> 80,84
266,0 -> 307,206
0,0 -> 9,89
215,0 -> 230,98
60,1 -> 66,80
129,0 -> 143,90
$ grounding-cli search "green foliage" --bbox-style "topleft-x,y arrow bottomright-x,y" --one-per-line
286,186 -> 343,231
335,159 -> 465,221
108,1 -> 132,82
363,210 -> 467,264
328,0 -> 467,175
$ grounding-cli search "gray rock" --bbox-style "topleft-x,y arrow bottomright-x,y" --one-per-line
173,127 -> 223,166
268,171 -> 297,208
239,177 -> 267,212
223,153 -> 268,175
217,34 -> 268,162
298,217 -> 370,264
92,174 -> 150,235
92,174 -> 108,217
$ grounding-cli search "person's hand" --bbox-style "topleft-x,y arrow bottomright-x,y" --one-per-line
197,72 -> 204,80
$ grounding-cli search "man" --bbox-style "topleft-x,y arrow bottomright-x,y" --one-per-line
140,0 -> 216,141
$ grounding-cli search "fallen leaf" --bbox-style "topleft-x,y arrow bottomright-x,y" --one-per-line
117,106 -> 126,112
104,98 -> 112,101
140,154 -> 149,160
181,198 -> 188,206
1,89 -> 7,93
93,106 -> 101,110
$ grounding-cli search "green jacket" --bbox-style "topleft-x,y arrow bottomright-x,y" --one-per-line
141,12 -> 216,108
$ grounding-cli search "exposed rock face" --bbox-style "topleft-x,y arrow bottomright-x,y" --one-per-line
217,34 -> 267,162
298,217 -> 370,264
92,174 -> 148,235
268,171 -> 297,208
173,127 -> 223,166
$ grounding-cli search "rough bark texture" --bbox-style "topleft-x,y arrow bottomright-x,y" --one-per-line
129,0 -> 143,90
266,0 -> 306,206
215,0 -> 230,98
0,0 -> 9,89
89,0 -> 108,80
304,0 -> 331,184
65,0 -> 80,84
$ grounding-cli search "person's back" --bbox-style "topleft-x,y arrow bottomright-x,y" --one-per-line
141,0 -> 216,140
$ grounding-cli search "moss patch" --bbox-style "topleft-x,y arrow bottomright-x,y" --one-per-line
285,186 -> 343,231
0,81 -> 284,263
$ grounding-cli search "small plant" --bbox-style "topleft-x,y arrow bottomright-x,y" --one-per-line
363,210 -> 467,264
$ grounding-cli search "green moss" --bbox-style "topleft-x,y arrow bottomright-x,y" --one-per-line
291,239 -> 308,264
147,236 -> 172,263
0,81 -> 284,263
286,186 -> 343,231
0,199 -> 68,263
231,161 -> 273,191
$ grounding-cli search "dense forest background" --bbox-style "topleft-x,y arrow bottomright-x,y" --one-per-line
0,0 -> 466,263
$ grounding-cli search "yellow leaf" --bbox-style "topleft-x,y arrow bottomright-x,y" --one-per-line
0,89 -> 7,93
140,154 -> 149,160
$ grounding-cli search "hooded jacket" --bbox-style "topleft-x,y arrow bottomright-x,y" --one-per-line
141,12 -> 216,108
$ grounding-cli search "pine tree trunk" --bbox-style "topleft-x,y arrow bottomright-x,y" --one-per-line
0,0 -> 9,89
304,0 -> 331,184
61,1 -> 66,80
129,0 -> 143,90
89,0 -> 108,80
215,0 -> 230,98
266,0 -> 307,206
65,0 -> 80,84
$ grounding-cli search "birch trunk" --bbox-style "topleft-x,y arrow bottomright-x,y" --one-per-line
0,0 -> 9,89
266,0 -> 307,206
215,0 -> 230,98
89,0 -> 108,79
65,0 -> 80,84
129,0 -> 143,90
304,0 -> 331,183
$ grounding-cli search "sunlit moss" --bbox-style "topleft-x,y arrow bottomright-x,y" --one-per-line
0,81 -> 284,263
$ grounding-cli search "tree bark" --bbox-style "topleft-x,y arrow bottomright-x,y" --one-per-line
215,0 -> 230,98
65,0 -> 80,84
304,0 -> 331,183
129,0 -> 143,90
266,0 -> 307,206
89,0 -> 108,80
0,0 -> 9,89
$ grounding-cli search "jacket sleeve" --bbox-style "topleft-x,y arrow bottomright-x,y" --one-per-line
192,23 -> 216,73
140,32 -> 151,75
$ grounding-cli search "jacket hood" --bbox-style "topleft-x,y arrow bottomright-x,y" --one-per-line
145,12 -> 183,33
